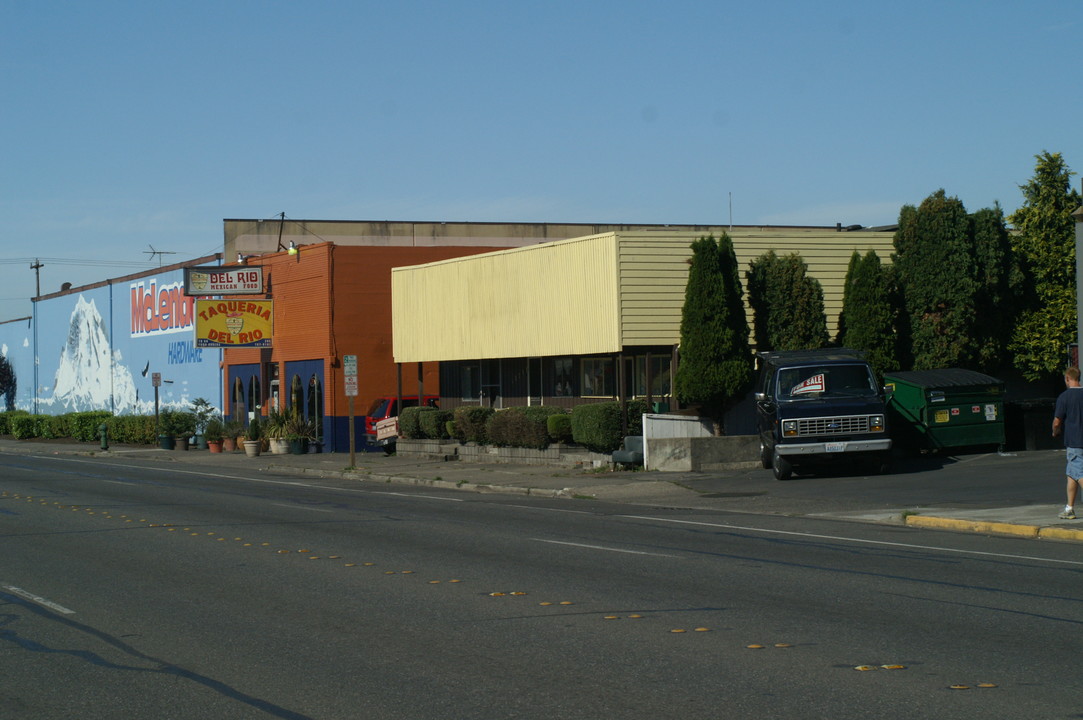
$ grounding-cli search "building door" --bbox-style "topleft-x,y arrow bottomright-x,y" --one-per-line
481,358 -> 501,408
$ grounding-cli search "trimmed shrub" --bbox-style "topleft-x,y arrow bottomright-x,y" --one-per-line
111,415 -> 158,444
0,410 -> 30,436
417,408 -> 453,439
398,406 -> 423,439
486,407 -> 550,449
10,414 -> 39,439
547,413 -> 573,444
453,406 -> 495,444
69,411 -> 113,442
570,400 -> 650,453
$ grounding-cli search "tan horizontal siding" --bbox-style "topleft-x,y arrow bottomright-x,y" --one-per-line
394,229 -> 895,361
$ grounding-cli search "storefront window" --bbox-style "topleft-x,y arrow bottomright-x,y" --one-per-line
634,355 -> 672,397
581,357 -> 615,397
553,358 -> 574,397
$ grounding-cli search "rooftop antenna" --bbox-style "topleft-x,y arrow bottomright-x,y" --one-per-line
145,245 -> 177,267
275,211 -> 286,251
729,192 -> 733,231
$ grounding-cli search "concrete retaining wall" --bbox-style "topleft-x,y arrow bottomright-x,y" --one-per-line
397,435 -> 760,472
646,436 -> 760,472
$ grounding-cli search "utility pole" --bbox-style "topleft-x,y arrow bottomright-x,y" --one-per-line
30,259 -> 43,297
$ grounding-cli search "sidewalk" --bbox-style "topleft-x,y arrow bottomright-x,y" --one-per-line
3,437 -> 1082,544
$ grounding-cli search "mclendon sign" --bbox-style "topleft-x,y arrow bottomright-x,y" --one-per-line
194,300 -> 273,348
185,266 -> 264,295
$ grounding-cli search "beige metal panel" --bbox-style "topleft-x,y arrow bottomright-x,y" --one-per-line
394,235 -> 621,362
616,230 -> 895,346
395,228 -> 896,361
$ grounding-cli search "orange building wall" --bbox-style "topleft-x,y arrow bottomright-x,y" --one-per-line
327,244 -> 502,418
223,242 -> 505,428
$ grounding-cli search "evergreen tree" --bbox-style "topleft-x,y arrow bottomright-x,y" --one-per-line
1008,151 -> 1081,380
837,250 -> 898,376
674,234 -> 753,432
892,190 -> 979,370
746,250 -> 828,351
0,355 -> 14,412
970,204 -> 1025,373
836,250 -> 861,342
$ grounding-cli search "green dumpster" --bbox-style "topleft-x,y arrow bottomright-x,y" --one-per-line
885,369 -> 1005,451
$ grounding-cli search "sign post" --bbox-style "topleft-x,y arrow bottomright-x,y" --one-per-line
344,355 -> 358,468
152,372 -> 162,434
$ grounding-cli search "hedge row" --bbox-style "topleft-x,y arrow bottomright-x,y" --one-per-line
0,411 -> 160,445
400,401 -> 649,453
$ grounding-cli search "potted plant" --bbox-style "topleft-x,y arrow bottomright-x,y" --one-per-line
204,415 -> 224,453
284,414 -> 316,455
265,406 -> 290,454
243,416 -> 262,457
222,418 -> 244,452
157,408 -> 178,450
172,411 -> 197,451
190,397 -> 216,450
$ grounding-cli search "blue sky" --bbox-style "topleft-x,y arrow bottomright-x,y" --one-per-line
2,1 -> 1080,318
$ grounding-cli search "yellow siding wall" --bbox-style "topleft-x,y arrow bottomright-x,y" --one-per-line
394,229 -> 896,362
393,235 -> 620,362
618,230 -> 897,345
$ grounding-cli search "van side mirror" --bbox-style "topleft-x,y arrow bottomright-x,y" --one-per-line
754,392 -> 766,402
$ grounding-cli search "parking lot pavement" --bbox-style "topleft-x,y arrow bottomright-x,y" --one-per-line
2,437 -> 1082,544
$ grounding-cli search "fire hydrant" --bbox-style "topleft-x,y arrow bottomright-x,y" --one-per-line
98,423 -> 109,451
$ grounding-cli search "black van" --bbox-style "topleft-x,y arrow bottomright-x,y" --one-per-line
755,349 -> 891,480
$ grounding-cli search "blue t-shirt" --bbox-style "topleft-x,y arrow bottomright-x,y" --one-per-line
1054,387 -> 1083,449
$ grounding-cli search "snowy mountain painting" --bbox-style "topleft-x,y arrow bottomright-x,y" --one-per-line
45,295 -> 141,413
17,269 -> 221,417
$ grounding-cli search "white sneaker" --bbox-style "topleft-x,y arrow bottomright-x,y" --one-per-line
1058,507 -> 1076,520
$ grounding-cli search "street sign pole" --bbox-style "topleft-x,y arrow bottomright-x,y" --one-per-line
344,355 -> 358,468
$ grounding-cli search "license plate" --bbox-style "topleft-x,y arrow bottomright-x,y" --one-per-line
825,442 -> 846,452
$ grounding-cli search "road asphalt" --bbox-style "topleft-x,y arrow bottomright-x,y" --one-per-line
2,436 -> 1082,545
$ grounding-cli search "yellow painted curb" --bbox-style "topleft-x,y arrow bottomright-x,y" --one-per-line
905,516 -> 1038,538
1038,526 -> 1083,542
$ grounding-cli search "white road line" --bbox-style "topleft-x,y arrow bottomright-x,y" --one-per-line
532,538 -> 679,558
617,514 -> 1083,566
2,585 -> 75,614
505,504 -> 593,515
369,491 -> 463,502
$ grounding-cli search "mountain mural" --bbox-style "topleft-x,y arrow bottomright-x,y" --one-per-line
47,295 -> 141,413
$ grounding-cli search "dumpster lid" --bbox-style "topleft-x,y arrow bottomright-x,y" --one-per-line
884,368 -> 1003,388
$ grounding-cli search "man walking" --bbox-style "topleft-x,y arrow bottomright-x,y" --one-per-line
1052,366 -> 1083,520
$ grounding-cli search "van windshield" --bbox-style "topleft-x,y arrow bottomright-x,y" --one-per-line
776,364 -> 876,400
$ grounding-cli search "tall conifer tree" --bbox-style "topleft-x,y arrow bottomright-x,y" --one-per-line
837,250 -> 898,375
1008,151 -> 1081,379
675,234 -> 753,432
893,190 -> 979,370
747,250 -> 828,351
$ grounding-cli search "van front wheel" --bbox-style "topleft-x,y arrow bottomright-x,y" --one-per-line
772,450 -> 792,481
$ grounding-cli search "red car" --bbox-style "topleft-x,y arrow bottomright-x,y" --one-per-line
365,395 -> 440,448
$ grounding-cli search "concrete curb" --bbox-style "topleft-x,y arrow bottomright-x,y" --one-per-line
905,514 -> 1083,543
279,465 -> 573,498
